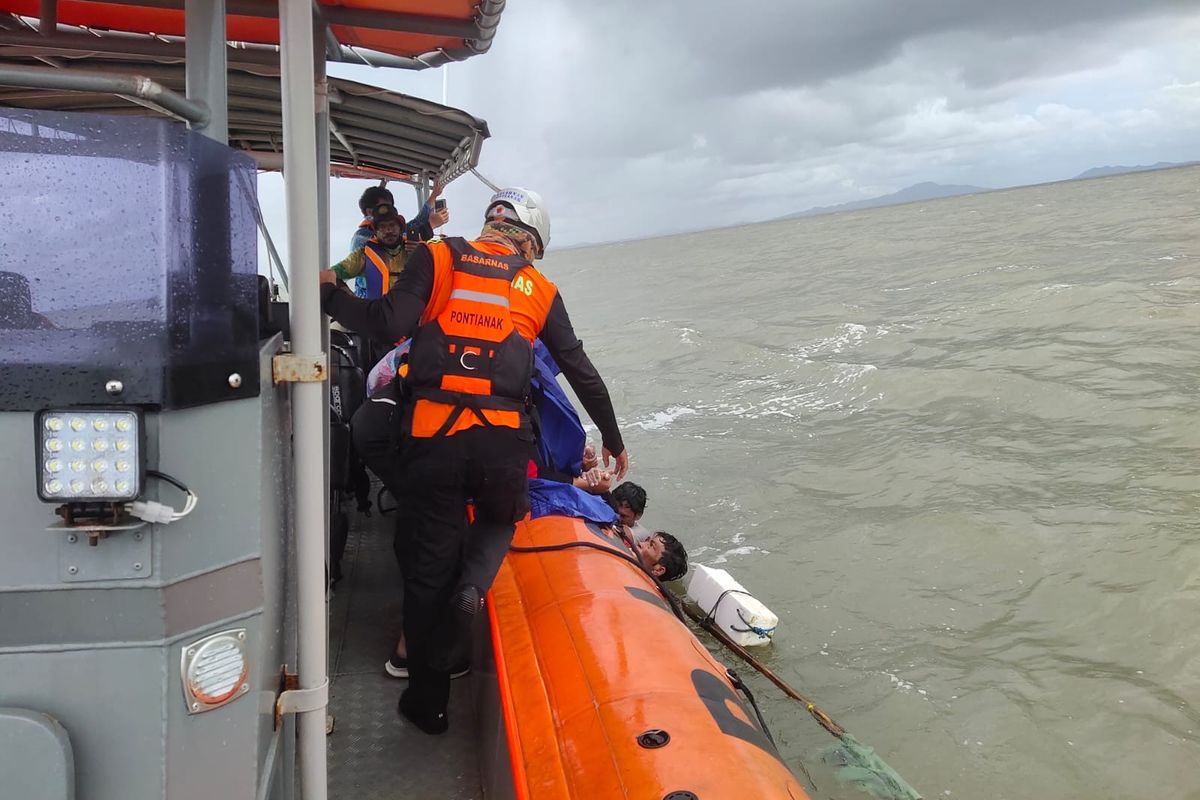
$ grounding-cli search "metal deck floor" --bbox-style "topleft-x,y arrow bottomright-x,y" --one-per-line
328,504 -> 483,800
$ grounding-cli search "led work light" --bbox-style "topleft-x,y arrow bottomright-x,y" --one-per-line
36,408 -> 144,502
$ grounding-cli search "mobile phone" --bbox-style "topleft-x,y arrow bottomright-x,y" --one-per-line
434,199 -> 447,211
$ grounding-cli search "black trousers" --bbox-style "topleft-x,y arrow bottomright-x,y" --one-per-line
397,425 -> 533,717
351,385 -> 407,561
352,389 -> 528,589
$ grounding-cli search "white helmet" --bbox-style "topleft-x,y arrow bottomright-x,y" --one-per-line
485,187 -> 550,258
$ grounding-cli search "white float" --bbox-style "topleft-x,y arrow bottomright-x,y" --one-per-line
686,564 -> 778,647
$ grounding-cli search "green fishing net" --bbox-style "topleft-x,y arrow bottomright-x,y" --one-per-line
822,733 -> 922,800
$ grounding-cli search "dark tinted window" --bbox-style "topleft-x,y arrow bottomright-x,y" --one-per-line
0,109 -> 260,410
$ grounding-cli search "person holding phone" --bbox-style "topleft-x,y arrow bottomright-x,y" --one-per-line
351,177 -> 449,253
416,198 -> 450,251
428,196 -> 450,230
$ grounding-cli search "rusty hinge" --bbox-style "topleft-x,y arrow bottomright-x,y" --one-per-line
272,353 -> 327,385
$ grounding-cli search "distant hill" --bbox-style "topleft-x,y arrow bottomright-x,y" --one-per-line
1073,162 -> 1197,180
781,181 -> 991,219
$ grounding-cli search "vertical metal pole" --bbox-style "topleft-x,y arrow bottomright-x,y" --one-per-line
184,0 -> 228,142
39,0 -> 57,35
279,0 -> 328,799
417,173 -> 430,206
315,35 -> 331,272
314,18 -> 333,679
282,713 -> 297,800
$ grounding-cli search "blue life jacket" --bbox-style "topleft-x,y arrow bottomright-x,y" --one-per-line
351,221 -> 373,298
528,478 -> 618,525
530,340 -> 586,478
357,241 -> 395,300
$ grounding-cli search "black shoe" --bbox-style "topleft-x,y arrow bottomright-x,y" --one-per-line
398,690 -> 448,735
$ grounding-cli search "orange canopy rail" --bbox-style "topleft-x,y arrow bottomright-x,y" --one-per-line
0,1 -> 504,65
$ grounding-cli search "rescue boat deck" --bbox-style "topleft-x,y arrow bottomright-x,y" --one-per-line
328,505 -> 483,799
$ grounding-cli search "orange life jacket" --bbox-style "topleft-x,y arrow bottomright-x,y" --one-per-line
406,238 -> 557,438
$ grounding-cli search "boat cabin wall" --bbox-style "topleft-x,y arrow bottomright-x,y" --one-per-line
0,104 -> 300,798
0,339 -> 297,800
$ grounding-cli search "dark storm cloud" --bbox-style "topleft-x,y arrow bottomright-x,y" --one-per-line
565,0 -> 1195,95
308,0 -> 1200,251
491,0 -> 1193,173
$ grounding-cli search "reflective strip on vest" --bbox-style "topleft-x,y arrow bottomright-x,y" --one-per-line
449,288 -> 510,308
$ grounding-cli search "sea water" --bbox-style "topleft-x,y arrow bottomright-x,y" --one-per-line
546,165 -> 1200,800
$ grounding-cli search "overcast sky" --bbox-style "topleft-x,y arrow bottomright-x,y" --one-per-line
260,0 -> 1200,259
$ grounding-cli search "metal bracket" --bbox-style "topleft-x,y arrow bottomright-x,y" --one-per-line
58,523 -> 152,581
272,353 -> 327,384
275,676 -> 329,728
46,519 -> 146,541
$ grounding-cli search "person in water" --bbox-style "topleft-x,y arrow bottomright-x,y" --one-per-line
610,480 -> 647,527
641,530 -> 688,580
321,187 -> 628,736
617,526 -> 688,581
607,482 -> 687,575
609,480 -> 650,540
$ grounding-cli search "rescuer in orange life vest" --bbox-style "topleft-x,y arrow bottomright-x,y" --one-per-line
319,187 -> 629,735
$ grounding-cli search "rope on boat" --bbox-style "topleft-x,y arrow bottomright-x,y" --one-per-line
677,601 -> 922,800
700,587 -> 777,640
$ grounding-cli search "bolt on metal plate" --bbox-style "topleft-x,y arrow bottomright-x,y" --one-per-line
59,527 -> 152,582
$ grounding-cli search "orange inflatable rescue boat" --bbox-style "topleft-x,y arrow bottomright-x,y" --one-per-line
480,515 -> 810,799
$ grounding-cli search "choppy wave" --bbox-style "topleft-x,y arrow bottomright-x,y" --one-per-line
549,164 -> 1200,800
630,405 -> 697,431
791,322 -> 890,361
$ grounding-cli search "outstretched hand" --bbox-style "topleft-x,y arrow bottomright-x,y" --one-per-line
574,467 -> 613,495
603,447 -> 629,481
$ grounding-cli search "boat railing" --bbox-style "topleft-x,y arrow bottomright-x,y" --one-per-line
0,63 -> 210,126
